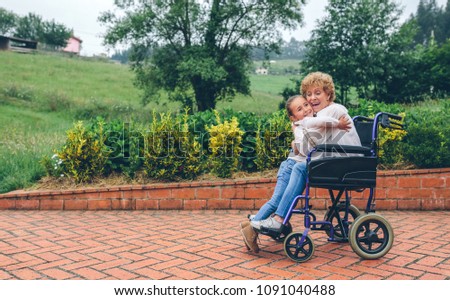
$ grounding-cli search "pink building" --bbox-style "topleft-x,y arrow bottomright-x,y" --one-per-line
63,36 -> 82,54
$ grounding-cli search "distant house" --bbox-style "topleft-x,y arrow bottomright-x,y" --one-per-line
63,36 -> 82,55
255,67 -> 268,75
0,35 -> 38,53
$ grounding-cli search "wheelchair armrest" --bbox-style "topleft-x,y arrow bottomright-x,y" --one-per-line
314,144 -> 373,156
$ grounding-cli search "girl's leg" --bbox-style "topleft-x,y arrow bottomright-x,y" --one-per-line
251,162 -> 308,231
253,159 -> 296,221
275,162 -> 308,218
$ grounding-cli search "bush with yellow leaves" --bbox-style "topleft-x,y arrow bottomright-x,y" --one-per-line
56,118 -> 110,183
378,112 -> 407,162
143,109 -> 202,181
206,111 -> 244,178
255,110 -> 291,171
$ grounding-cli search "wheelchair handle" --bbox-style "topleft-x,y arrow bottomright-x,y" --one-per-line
382,112 -> 402,121
378,112 -> 404,130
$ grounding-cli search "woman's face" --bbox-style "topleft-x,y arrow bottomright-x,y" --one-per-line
305,86 -> 331,113
289,97 -> 314,122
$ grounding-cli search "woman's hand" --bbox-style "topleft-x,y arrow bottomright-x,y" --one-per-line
338,116 -> 352,131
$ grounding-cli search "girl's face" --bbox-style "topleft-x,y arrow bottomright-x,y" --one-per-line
305,86 -> 331,112
289,97 -> 314,122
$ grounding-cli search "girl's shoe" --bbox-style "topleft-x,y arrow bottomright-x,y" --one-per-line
240,224 -> 259,253
240,220 -> 250,229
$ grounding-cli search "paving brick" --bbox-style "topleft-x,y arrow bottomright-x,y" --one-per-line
0,210 -> 448,280
40,268 -> 74,279
10,268 -> 42,279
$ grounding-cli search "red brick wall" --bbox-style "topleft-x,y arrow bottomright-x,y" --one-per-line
0,168 -> 448,211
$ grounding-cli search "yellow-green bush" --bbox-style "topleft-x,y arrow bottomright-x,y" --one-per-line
143,110 -> 202,180
206,111 -> 243,178
56,119 -> 110,183
378,112 -> 407,157
255,110 -> 291,171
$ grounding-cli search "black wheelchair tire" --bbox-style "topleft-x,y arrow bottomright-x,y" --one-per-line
283,232 -> 315,263
349,213 -> 394,259
324,203 -> 361,238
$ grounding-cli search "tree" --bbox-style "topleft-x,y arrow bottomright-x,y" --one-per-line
302,0 -> 401,105
12,13 -> 71,49
428,39 -> 450,95
381,19 -> 428,102
414,0 -> 448,44
14,13 -> 43,41
41,20 -> 71,50
443,0 -> 450,41
0,8 -> 17,35
100,0 -> 306,111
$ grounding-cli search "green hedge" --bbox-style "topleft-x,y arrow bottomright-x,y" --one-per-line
43,100 -> 450,182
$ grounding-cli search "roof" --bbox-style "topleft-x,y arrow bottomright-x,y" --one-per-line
0,35 -> 38,43
69,36 -> 83,43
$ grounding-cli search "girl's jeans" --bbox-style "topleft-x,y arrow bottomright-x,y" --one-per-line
275,161 -> 307,218
253,159 -> 307,221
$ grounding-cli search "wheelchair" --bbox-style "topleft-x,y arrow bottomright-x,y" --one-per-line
256,112 -> 404,262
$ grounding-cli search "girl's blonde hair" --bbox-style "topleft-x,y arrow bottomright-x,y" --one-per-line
300,72 -> 336,102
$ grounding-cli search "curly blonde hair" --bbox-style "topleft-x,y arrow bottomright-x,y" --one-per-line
300,72 -> 336,102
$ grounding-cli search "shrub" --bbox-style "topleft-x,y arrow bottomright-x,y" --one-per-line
377,113 -> 407,167
187,109 -> 261,172
3,84 -> 35,101
402,124 -> 450,168
55,118 -> 110,183
206,111 -> 244,178
143,110 -> 203,180
255,110 -> 291,171
103,120 -> 145,179
400,101 -> 450,168
43,90 -> 72,112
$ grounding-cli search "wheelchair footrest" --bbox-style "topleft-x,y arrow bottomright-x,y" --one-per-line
328,237 -> 348,243
257,225 -> 289,239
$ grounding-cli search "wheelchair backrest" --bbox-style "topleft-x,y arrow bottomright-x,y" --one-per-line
353,117 -> 375,149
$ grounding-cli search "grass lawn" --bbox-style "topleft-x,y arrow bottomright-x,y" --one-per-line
0,51 -> 446,193
0,51 -> 296,192
0,104 -> 72,193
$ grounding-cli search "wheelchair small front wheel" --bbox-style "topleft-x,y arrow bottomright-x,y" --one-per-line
284,232 -> 315,263
324,203 -> 361,238
349,213 -> 394,260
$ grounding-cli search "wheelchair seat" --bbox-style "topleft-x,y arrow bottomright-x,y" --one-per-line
307,115 -> 380,190
308,156 -> 377,189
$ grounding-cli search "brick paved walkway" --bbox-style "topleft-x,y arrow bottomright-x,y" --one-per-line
0,210 -> 449,280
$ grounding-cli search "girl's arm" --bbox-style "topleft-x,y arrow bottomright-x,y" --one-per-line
298,115 -> 351,131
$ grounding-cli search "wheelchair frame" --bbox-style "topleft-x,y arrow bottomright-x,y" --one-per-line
258,112 -> 404,262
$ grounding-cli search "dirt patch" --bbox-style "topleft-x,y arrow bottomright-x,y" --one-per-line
29,169 -> 279,191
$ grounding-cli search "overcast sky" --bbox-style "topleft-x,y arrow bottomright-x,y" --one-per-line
0,0 -> 447,56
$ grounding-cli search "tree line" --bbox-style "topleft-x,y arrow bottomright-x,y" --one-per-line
100,0 -> 449,112
0,7 -> 72,50
303,0 -> 450,105
112,37 -> 307,64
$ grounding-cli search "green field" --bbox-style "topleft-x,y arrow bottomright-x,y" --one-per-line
0,51 -> 295,192
1,51 -> 446,193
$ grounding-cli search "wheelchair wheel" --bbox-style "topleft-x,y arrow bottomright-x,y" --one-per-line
271,222 -> 293,242
349,213 -> 394,260
284,232 -> 315,263
324,204 -> 361,238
